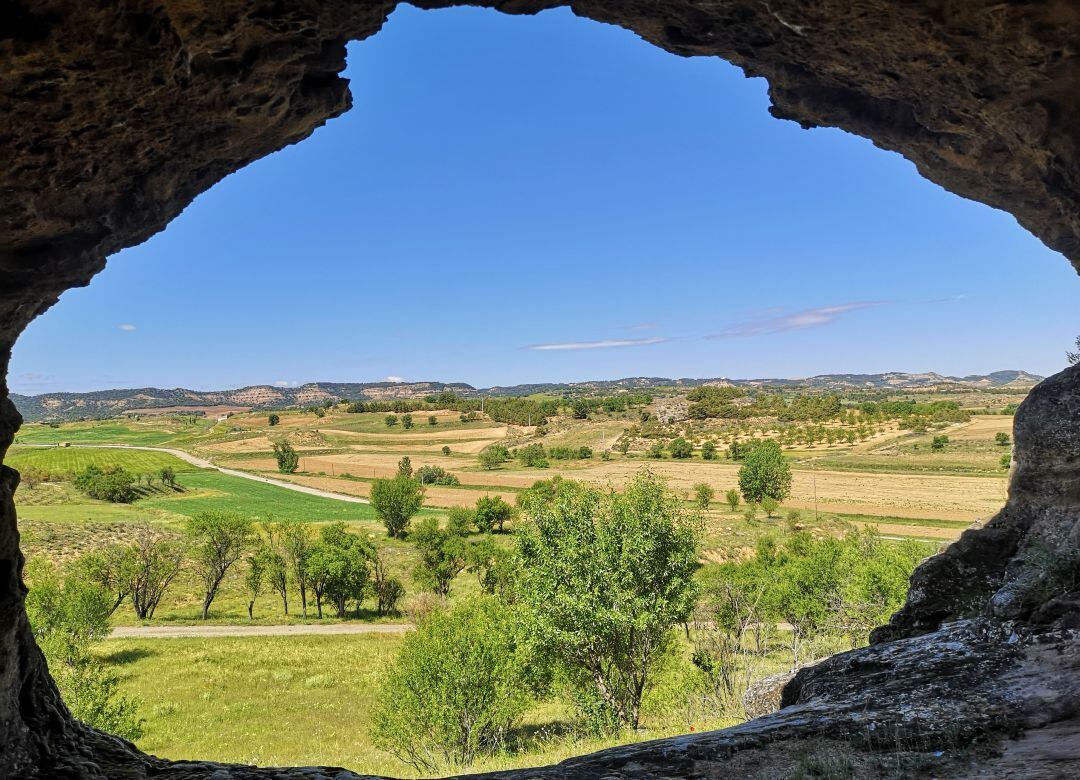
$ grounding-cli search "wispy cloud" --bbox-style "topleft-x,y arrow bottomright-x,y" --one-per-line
525,337 -> 669,352
118,323 -> 137,332
706,302 -> 889,339
385,375 -> 406,383
10,372 -> 57,394
273,380 -> 298,388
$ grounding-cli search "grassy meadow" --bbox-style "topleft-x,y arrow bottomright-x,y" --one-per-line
101,628 -> 808,776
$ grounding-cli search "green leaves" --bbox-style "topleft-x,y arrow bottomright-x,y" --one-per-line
516,471 -> 700,731
272,440 -> 299,473
372,599 -> 531,773
737,439 -> 792,503
24,558 -> 144,740
370,475 -> 424,538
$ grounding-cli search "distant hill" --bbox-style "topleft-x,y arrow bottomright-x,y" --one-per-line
11,371 -> 1043,422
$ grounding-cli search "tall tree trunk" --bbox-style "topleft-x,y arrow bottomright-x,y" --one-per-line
247,600 -> 254,620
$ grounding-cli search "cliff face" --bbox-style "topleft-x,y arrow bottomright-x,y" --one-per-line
1,1 -> 1079,777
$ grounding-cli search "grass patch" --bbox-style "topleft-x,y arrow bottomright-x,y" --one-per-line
139,471 -> 385,524
6,445 -> 197,475
99,631 -> 772,776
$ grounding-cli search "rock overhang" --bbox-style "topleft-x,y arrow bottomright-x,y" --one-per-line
2,2 -> 1080,777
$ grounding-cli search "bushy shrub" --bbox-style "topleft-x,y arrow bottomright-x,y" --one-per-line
74,465 -> 137,503
415,465 -> 460,486
669,438 -> 693,459
370,476 -> 424,538
737,440 -> 791,503
372,599 -> 532,772
516,443 -> 549,468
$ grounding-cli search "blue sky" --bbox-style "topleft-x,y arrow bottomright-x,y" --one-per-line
11,5 -> 1078,394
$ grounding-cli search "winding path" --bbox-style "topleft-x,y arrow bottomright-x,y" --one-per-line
18,443 -> 371,504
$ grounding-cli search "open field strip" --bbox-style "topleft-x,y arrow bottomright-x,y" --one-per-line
5,445 -> 199,474
320,425 -> 510,442
263,472 -> 520,508
940,415 -> 1014,440
846,520 -> 966,541
12,444 -> 372,505
228,448 -> 1005,522
109,623 -> 410,639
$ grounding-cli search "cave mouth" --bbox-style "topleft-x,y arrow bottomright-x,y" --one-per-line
2,1 -> 1080,778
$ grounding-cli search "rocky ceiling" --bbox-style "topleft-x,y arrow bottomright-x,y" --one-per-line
1,1 -> 1079,778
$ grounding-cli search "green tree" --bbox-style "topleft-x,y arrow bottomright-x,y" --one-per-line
402,413 -> 414,429
277,518 -> 314,617
669,437 -> 693,459
272,440 -> 299,474
931,434 -> 949,451
371,599 -> 532,773
1001,453 -> 1012,470
243,547 -> 268,620
516,443 -> 549,468
412,516 -> 468,596
474,495 -> 513,533
571,399 -> 590,419
385,413 -> 398,427
268,413 -> 280,426
694,483 -> 714,509
442,445 -> 451,456
517,472 -> 699,732
370,475 -> 425,539
761,495 -> 779,518
737,440 -> 791,504
262,534 -> 290,615
478,447 -> 505,470
995,431 -> 1011,446
307,522 -> 373,617
371,548 -> 406,616
397,456 -> 413,478
725,488 -> 740,512
25,559 -> 144,740
73,465 -> 138,503
701,441 -> 718,461
186,511 -> 254,619
647,441 -> 665,459
466,537 -> 518,599
159,466 -> 176,488
126,525 -> 185,620
428,415 -> 438,426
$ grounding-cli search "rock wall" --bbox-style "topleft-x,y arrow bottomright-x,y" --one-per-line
2,1 -> 1079,777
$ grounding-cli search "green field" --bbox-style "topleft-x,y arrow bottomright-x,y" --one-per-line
6,445 -> 197,475
100,632 -> 777,777
9,446 -> 387,525
15,419 -> 217,447
139,471 -> 384,524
